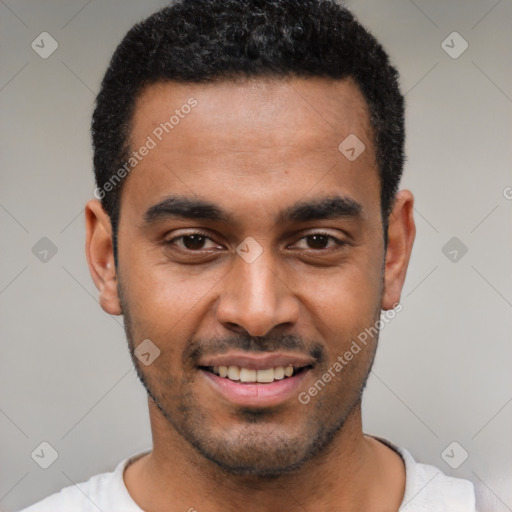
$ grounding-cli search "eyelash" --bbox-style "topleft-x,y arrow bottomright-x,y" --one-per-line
165,231 -> 345,252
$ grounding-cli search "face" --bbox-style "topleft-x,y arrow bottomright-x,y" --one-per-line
86,77 -> 415,477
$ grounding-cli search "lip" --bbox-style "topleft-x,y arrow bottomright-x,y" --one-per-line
197,351 -> 316,371
200,366 -> 311,408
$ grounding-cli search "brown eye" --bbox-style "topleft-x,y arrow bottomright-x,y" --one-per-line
166,232 -> 220,252
293,232 -> 343,251
305,234 -> 330,249
181,234 -> 207,250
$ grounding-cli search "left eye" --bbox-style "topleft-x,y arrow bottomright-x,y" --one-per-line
292,233 -> 342,250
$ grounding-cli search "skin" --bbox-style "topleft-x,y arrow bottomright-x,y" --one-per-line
85,76 -> 415,512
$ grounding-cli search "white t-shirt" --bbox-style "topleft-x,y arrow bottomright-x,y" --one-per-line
20,436 -> 477,511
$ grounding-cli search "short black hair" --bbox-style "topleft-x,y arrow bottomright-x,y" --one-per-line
92,0 -> 405,266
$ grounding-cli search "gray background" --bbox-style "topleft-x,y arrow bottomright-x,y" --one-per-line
1,1 -> 511,511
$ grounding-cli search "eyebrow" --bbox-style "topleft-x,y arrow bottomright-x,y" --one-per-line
141,194 -> 363,226
277,195 -> 362,224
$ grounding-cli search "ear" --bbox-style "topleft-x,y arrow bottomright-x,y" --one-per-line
85,199 -> 122,315
381,189 -> 416,310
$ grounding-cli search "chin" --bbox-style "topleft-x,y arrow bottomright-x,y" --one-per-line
183,419 -> 337,478
200,443 -> 312,478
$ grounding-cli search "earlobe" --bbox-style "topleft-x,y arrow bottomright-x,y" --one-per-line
381,190 -> 416,311
85,199 -> 122,316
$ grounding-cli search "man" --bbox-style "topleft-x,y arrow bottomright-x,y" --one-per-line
22,0 -> 477,510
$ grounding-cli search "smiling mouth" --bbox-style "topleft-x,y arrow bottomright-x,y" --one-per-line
199,365 -> 312,384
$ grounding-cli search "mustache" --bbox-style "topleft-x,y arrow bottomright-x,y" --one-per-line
183,333 -> 326,367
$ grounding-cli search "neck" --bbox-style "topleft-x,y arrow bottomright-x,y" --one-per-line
124,398 -> 405,512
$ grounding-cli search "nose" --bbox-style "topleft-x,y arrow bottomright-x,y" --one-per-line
215,249 -> 300,337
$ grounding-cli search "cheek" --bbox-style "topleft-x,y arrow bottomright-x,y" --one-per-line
121,255 -> 226,340
300,259 -> 383,341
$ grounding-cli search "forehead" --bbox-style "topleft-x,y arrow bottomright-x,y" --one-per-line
131,76 -> 374,153
121,77 -> 379,225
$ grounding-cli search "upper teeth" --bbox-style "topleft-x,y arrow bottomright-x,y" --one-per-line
211,365 -> 295,383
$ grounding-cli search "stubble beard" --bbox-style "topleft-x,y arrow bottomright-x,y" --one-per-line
117,274 -> 381,478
